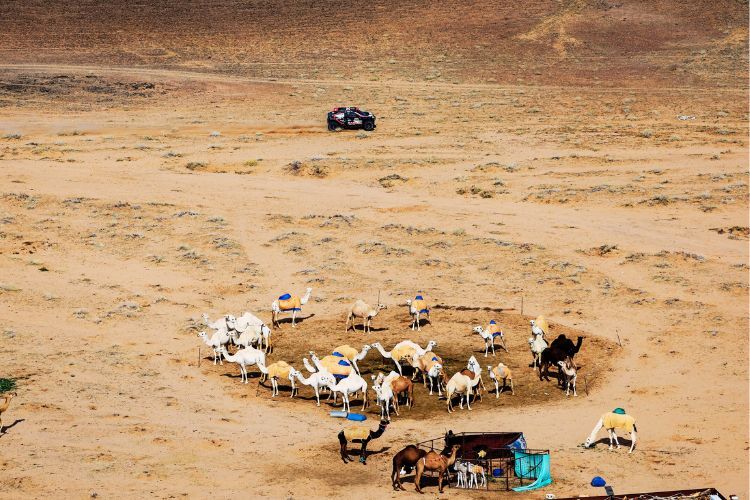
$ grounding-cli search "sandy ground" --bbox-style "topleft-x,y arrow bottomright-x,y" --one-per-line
0,3 -> 747,497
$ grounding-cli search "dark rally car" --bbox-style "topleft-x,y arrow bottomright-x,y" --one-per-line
327,106 -> 376,131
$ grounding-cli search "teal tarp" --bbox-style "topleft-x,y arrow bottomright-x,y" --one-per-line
512,450 -> 552,492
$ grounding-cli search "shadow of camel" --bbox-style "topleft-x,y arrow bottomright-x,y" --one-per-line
275,313 -> 314,326
347,325 -> 390,333
345,445 -> 391,458
588,437 -> 634,449
0,418 -> 24,436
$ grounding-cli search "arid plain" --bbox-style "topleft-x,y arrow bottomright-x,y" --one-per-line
0,1 -> 748,498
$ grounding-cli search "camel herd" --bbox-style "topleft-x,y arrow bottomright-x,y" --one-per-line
196,289 -> 586,418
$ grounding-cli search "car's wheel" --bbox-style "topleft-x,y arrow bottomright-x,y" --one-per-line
363,121 -> 375,131
328,120 -> 337,131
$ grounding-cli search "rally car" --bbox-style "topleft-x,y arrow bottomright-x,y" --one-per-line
327,106 -> 376,131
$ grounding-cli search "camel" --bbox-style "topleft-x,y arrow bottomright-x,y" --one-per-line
468,463 -> 487,488
371,340 -> 437,375
531,315 -> 549,338
405,295 -> 431,331
218,346 -> 265,384
290,368 -> 335,406
345,300 -> 387,333
257,360 -> 296,397
372,379 -> 397,421
202,312 -> 231,332
455,460 -> 486,489
330,344 -> 372,374
557,357 -> 577,396
414,444 -> 461,493
227,312 -> 272,353
306,351 -> 356,380
446,360 -> 483,413
197,331 -> 230,365
528,328 -> 548,369
473,320 -> 508,357
338,420 -> 388,464
461,355 -> 486,399
373,372 -> 414,411
0,392 -> 17,433
392,445 -> 428,491
487,362 -> 515,397
271,287 -> 312,328
412,353 -> 445,395
390,375 -> 414,410
455,459 -> 470,488
584,409 -> 637,453
539,335 -> 584,382
325,372 -> 369,412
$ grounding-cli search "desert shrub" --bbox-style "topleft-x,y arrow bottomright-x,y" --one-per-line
185,161 -> 207,171
0,378 -> 15,393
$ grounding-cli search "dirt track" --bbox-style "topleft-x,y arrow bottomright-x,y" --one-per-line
0,1 -> 748,498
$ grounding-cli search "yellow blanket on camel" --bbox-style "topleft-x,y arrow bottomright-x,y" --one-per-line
343,426 -> 370,441
602,412 -> 635,432
278,296 -> 302,311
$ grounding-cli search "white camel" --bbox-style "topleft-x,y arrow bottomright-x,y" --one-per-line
584,409 -> 638,453
487,362 -> 514,397
218,346 -> 265,384
197,330 -> 230,365
257,360 -> 296,397
557,357 -> 577,396
528,325 -> 548,369
306,351 -> 355,380
330,344 -> 372,374
202,313 -> 231,332
371,340 -> 437,375
405,295 -> 430,331
271,287 -> 312,328
345,300 -> 387,333
325,372 -> 369,413
227,312 -> 272,352
472,321 -> 508,357
372,379 -> 397,421
290,368 -> 335,406
446,359 -> 482,413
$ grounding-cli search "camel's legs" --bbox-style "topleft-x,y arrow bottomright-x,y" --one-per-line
360,440 -> 368,463
314,387 -> 320,406
338,431 -> 350,462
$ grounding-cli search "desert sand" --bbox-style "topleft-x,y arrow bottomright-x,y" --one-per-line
0,1 -> 748,498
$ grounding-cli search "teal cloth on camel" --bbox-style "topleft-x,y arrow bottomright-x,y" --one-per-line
512,450 -> 552,492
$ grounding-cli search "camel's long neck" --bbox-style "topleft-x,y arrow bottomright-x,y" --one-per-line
300,290 -> 312,305
587,418 -> 604,443
0,397 -> 12,413
374,345 -> 391,359
257,362 -> 268,374
447,449 -> 459,467
574,337 -> 583,353
356,349 -> 369,362
370,424 -> 387,440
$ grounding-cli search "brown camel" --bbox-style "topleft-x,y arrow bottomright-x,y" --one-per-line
338,420 -> 389,464
390,375 -> 414,411
414,444 -> 461,493
391,445 -> 428,491
0,392 -> 17,433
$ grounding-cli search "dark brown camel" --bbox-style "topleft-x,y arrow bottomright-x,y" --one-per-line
338,420 -> 388,464
391,445 -> 428,490
539,335 -> 584,382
